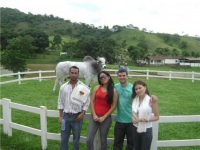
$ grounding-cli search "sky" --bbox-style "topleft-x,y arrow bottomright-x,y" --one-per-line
1,0 -> 200,36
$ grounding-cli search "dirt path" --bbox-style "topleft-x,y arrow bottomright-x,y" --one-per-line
0,66 -> 13,75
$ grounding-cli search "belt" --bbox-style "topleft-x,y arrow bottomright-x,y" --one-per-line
64,112 -> 80,115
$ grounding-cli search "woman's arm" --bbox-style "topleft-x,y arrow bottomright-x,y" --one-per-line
139,96 -> 159,122
149,98 -> 159,122
132,112 -> 139,124
90,85 -> 99,121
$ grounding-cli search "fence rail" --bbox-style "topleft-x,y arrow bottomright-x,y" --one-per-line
1,70 -> 200,149
0,69 -> 200,85
0,98 -> 200,150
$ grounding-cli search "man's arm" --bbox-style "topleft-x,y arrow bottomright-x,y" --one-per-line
151,95 -> 158,103
59,109 -> 64,124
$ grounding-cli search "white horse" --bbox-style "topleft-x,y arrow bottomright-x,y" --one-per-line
52,56 -> 106,93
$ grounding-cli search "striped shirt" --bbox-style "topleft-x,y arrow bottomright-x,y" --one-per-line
58,80 -> 90,113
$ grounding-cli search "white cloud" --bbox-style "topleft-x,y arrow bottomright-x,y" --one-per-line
1,0 -> 200,36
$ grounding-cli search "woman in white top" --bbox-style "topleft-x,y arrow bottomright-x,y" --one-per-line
132,80 -> 159,150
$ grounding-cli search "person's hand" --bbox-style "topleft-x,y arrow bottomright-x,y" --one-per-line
59,117 -> 62,124
132,117 -> 138,124
93,114 -> 99,121
75,113 -> 84,121
97,116 -> 105,123
139,118 -> 147,122
150,95 -> 158,104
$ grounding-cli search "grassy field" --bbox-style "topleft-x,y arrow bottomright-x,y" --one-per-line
0,76 -> 200,150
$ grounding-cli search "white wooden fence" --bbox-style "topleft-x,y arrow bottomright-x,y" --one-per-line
1,70 -> 200,149
0,69 -> 200,85
0,98 -> 200,150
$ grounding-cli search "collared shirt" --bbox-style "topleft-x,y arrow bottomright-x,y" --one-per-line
58,80 -> 90,113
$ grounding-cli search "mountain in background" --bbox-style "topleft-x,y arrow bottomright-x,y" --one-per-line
1,7 -> 200,55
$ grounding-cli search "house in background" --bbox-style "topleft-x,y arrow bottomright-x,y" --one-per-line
180,57 -> 200,67
143,56 -> 200,67
146,56 -> 182,66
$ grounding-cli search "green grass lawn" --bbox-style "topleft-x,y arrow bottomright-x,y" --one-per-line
0,78 -> 200,150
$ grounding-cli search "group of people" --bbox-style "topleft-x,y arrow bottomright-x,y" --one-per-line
58,66 -> 159,150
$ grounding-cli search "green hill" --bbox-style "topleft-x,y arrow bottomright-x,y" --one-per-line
1,7 -> 200,58
111,28 -> 200,54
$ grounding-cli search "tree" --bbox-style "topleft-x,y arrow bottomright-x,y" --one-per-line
50,34 -> 62,50
53,35 -> 62,46
21,30 -> 49,53
97,38 -> 118,63
128,40 -> 149,65
76,36 -> 118,63
155,47 -> 171,56
181,49 -> 190,57
121,40 -> 127,48
115,47 -> 130,65
179,41 -> 188,49
171,48 -> 180,56
191,51 -> 200,57
61,41 -> 78,59
0,31 -> 18,50
76,36 -> 99,58
1,37 -> 35,72
128,45 -> 140,63
142,28 -> 147,32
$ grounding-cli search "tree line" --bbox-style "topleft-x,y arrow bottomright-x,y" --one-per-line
1,7 -> 200,72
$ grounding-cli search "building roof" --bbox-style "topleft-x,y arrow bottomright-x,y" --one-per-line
184,57 -> 200,61
147,56 -> 182,60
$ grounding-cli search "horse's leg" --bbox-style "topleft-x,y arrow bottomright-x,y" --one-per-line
52,77 -> 59,94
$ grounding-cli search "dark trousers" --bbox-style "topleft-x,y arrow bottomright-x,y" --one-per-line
133,125 -> 152,150
113,121 -> 134,150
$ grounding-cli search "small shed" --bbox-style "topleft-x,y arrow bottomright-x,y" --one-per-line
146,56 -> 182,66
180,57 -> 200,67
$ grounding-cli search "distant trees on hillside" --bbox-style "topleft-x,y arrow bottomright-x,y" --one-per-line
75,36 -> 118,63
1,7 -> 200,71
1,37 -> 35,72
20,29 -> 49,53
50,34 -> 62,50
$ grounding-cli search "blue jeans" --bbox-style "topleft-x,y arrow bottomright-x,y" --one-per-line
60,113 -> 83,150
86,115 -> 112,150
113,122 -> 134,150
133,125 -> 152,150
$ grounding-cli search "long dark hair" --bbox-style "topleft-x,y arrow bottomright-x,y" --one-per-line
97,71 -> 114,105
132,80 -> 150,99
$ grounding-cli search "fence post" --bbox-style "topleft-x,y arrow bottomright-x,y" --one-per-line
18,72 -> 21,84
169,71 -> 172,80
39,70 -> 42,82
147,69 -> 149,80
151,121 -> 159,150
192,71 -> 194,82
40,106 -> 47,150
2,98 -> 12,136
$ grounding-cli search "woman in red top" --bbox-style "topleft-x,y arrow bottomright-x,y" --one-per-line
86,71 -> 118,150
